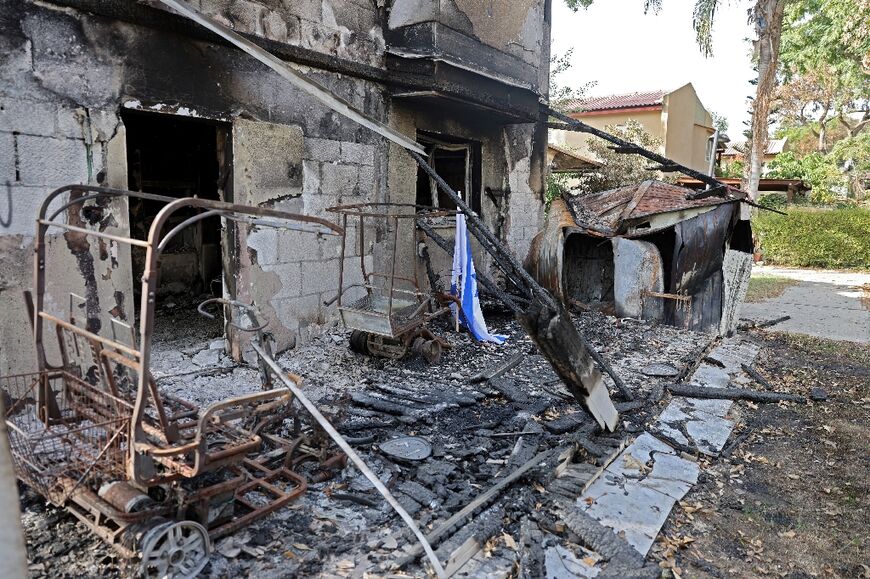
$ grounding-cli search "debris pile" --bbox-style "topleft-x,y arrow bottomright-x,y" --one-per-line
20,308 -> 717,577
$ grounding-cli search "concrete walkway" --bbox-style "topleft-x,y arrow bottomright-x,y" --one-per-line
740,266 -> 870,343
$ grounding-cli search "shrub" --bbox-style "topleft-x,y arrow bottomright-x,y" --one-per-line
758,193 -> 788,210
754,206 -> 870,270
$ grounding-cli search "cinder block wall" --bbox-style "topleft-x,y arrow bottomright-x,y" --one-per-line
0,0 -> 550,374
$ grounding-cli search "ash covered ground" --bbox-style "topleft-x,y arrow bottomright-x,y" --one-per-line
20,301 -> 714,578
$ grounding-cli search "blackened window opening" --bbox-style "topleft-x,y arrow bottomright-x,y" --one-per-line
415,132 -> 482,214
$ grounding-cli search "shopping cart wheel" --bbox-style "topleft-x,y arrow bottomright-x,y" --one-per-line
140,520 -> 211,579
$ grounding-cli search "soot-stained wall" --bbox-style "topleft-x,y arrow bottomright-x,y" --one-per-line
0,0 -> 550,373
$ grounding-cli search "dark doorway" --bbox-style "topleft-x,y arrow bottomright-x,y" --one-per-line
123,110 -> 229,302
563,233 -> 614,307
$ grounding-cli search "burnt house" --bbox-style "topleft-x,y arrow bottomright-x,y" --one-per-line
0,0 -> 552,376
527,180 -> 754,335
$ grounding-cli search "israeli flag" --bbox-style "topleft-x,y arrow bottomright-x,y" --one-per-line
450,214 -> 507,344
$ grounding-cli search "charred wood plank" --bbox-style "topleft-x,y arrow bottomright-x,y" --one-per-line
517,298 -> 618,430
557,506 -> 645,568
518,517 -> 545,579
468,353 -> 524,384
741,364 -> 774,391
394,449 -> 558,570
350,392 -> 416,415
543,412 -> 589,434
721,427 -> 754,458
489,377 -> 531,404
331,492 -> 380,508
666,383 -> 805,403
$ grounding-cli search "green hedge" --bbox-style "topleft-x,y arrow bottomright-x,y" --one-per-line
753,207 -> 870,270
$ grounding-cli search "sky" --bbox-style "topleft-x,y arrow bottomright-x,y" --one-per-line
550,0 -> 757,139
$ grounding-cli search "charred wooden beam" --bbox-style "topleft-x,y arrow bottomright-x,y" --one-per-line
468,354 -> 524,384
412,152 -> 619,430
394,449 -> 559,570
516,298 -> 618,429
666,383 -> 805,403
741,363 -> 774,391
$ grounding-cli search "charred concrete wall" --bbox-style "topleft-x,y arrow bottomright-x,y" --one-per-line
0,0 -> 550,373
0,2 -> 134,376
387,0 -> 548,92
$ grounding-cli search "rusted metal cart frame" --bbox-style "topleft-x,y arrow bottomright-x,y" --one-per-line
5,184 -> 346,576
327,203 -> 457,361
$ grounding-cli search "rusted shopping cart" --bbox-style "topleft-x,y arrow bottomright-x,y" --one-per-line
2,185 -> 347,577
327,203 -> 457,362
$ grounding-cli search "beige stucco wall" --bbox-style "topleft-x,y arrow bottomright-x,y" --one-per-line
549,109 -> 664,161
661,83 -> 714,173
548,83 -> 715,175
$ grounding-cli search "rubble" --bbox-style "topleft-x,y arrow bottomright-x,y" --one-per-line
19,306 -> 718,577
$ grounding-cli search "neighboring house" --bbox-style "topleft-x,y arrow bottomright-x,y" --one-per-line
550,83 -> 717,174
0,0 -> 552,376
720,138 -> 788,175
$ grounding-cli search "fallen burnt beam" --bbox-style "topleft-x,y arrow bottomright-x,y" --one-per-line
545,108 -> 786,215
741,363 -> 774,391
738,315 -> 792,330
394,449 -> 559,571
413,152 -> 618,430
666,383 -> 806,403
468,353 -> 524,384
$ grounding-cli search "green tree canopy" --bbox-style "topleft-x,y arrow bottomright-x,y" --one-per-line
576,121 -> 670,192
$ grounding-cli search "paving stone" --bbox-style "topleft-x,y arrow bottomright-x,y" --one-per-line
706,340 -> 761,374
670,395 -> 732,419
657,403 -> 734,456
691,364 -> 730,389
579,475 -> 675,556
544,545 -> 600,578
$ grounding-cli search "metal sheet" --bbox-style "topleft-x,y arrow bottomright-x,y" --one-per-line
670,204 -> 734,331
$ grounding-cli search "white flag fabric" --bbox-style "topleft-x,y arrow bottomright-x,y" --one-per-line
450,214 -> 507,344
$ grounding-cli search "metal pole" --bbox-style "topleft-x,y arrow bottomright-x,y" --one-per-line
0,396 -> 29,579
251,344 -> 446,578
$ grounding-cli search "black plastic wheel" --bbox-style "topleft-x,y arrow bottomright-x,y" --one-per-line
349,330 -> 369,354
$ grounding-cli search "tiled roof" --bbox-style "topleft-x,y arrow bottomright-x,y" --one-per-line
564,180 -> 733,234
557,90 -> 668,114
723,138 -> 787,157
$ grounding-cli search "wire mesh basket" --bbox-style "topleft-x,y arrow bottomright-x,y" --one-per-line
2,371 -> 132,505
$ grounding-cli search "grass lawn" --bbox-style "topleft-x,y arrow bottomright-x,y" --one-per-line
744,274 -> 800,303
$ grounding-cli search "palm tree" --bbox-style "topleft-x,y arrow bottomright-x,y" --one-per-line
570,0 -> 789,201
680,0 -> 788,201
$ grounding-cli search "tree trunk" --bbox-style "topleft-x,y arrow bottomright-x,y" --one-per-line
745,0 -> 787,201
817,121 -> 828,153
